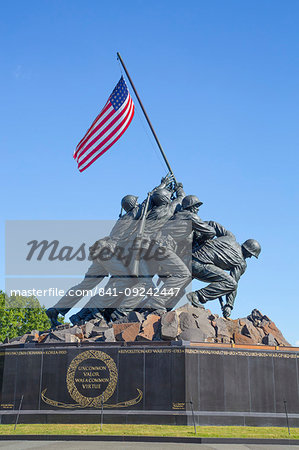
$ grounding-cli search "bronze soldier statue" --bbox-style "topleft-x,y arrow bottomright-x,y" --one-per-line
187,221 -> 261,318
46,176 -> 174,327
162,195 -> 216,263
121,182 -> 191,313
88,181 -> 190,320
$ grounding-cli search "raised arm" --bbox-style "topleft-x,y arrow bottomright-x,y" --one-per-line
193,217 -> 216,240
169,182 -> 186,214
206,221 -> 236,239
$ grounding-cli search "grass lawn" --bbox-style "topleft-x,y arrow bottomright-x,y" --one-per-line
0,424 -> 298,439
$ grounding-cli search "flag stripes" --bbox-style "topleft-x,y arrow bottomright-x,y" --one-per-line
76,95 -> 130,163
74,77 -> 134,172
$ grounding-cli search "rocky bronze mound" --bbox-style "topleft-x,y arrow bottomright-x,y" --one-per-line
2,305 -> 290,347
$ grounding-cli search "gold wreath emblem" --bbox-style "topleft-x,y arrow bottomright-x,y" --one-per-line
66,350 -> 118,407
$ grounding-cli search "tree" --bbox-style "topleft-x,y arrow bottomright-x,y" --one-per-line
0,291 -> 52,343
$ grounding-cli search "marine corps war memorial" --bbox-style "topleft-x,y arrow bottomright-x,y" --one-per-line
1,54 -> 298,428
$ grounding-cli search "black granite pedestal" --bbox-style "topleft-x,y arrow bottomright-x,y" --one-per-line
0,342 -> 298,426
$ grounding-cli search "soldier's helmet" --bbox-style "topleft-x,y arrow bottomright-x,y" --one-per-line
242,239 -> 261,258
182,195 -> 203,210
151,188 -> 172,206
121,195 -> 138,212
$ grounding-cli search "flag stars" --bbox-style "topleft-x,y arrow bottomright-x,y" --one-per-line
110,78 -> 129,110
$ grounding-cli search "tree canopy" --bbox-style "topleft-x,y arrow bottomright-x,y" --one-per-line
0,291 -> 52,343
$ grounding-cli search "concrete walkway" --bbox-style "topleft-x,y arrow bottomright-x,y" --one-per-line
0,442 -> 299,450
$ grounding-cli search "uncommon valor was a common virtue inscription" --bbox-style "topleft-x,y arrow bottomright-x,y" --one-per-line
42,349 -> 142,409
1,343 -> 299,426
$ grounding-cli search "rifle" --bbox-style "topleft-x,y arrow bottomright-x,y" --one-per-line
130,191 -> 152,277
218,296 -> 224,313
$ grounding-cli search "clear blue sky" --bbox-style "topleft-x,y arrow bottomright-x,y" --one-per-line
1,0 -> 298,344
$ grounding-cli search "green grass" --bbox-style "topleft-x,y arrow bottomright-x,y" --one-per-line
0,424 -> 298,439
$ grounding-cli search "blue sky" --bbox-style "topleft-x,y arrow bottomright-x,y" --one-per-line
1,0 -> 298,344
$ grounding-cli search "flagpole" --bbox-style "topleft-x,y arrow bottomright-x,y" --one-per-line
117,52 -> 177,184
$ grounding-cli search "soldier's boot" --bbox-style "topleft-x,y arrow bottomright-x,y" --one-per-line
187,291 -> 207,307
84,308 -> 105,322
144,308 -> 166,317
222,304 -> 232,319
136,307 -> 154,317
110,308 -> 129,322
69,308 -> 90,326
46,307 -> 68,328
102,308 -> 115,323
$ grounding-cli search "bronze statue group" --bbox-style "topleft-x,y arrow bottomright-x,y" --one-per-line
46,175 -> 261,328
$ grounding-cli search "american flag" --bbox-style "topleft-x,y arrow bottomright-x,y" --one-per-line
74,76 -> 135,172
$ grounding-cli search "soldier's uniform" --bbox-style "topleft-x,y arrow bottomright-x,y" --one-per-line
190,222 -> 247,310
163,209 -> 216,264
128,184 -> 192,311
92,184 -> 190,315
52,238 -> 132,314
60,179 -> 178,322
47,184 -> 162,325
